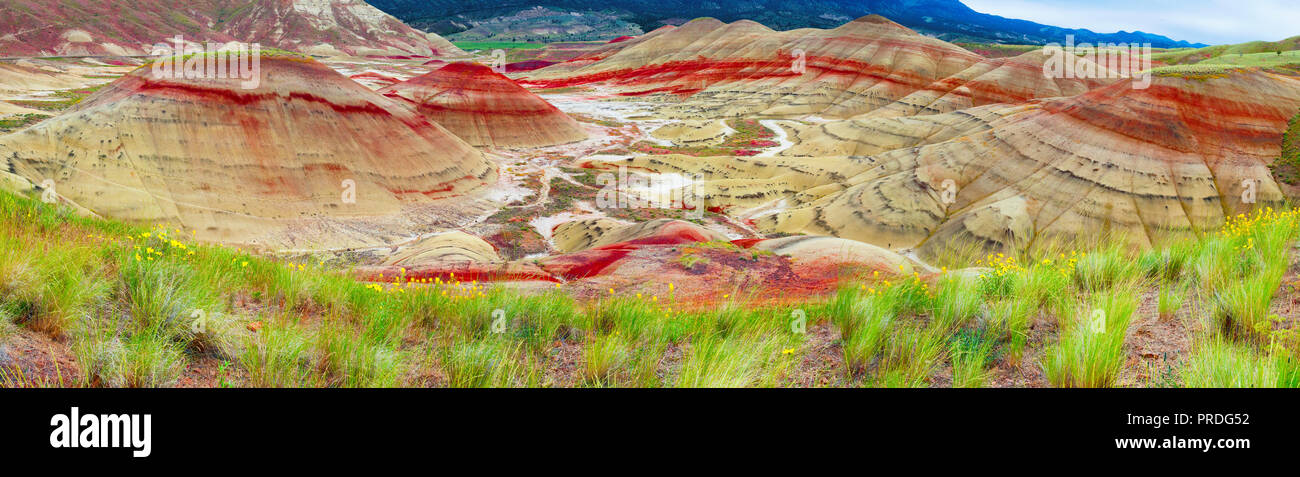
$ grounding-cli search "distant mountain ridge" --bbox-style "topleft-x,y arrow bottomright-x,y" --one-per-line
364,0 -> 1207,48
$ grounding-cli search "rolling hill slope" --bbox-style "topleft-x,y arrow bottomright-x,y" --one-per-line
0,0 -> 463,57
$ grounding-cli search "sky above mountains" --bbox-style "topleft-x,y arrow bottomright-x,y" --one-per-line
963,0 -> 1297,45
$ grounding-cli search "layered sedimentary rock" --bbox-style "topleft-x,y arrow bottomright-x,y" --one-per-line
862,50 -> 1121,118
539,219 -> 733,282
521,16 -> 985,119
584,69 -> 1300,258
384,231 -> 502,266
0,101 -> 43,117
552,218 -> 630,254
0,0 -> 461,57
779,103 -> 1031,157
534,220 -> 924,302
555,219 -> 729,253
745,236 -> 925,274
521,16 -> 1139,120
379,62 -> 587,148
0,59 -> 136,95
0,54 -> 496,248
223,0 -> 463,57
651,120 -> 733,146
784,70 -> 1300,256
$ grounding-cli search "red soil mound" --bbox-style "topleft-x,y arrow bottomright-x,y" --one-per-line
349,71 -> 403,87
0,54 -> 496,248
379,62 -> 587,148
505,60 -> 558,73
520,15 -> 1125,119
0,0 -> 461,57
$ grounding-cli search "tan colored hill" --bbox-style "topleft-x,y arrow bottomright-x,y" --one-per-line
863,50 -> 1120,118
379,62 -> 587,148
578,69 -> 1300,259
383,231 -> 502,266
222,0 -> 464,57
0,0 -> 462,57
552,219 -> 729,253
0,54 -> 496,249
650,120 -> 733,146
521,16 -> 982,118
521,16 -> 1127,120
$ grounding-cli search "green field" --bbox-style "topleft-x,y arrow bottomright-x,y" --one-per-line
1152,36 -> 1300,66
452,41 -> 546,51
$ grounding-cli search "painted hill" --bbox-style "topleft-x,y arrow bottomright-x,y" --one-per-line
578,68 -> 1300,259
379,62 -> 587,148
0,0 -> 464,57
0,53 -> 496,248
522,16 -> 1130,119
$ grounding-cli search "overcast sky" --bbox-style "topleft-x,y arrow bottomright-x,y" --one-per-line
961,0 -> 1299,45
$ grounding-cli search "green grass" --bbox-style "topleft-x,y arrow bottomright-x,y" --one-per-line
1147,64 -> 1250,80
1157,283 -> 1186,321
1041,285 -> 1139,388
3,185 -> 1300,388
1182,337 -> 1279,387
1151,36 -> 1300,66
581,334 -> 630,386
0,113 -> 50,133
838,293 -> 893,377
955,42 -> 1041,58
930,275 -> 980,332
1210,262 -> 1286,344
987,297 -> 1035,365
1270,108 -> 1300,187
950,329 -> 997,388
452,41 -> 546,51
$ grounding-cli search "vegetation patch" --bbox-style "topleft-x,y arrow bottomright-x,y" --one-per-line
629,119 -> 778,156
1270,108 -> 1300,196
1147,64 -> 1250,80
0,113 -> 51,133
452,41 -> 546,51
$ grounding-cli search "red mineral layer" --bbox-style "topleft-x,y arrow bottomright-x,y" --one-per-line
0,53 -> 495,248
730,238 -> 765,249
520,54 -> 941,97
543,246 -> 638,280
378,62 -> 588,147
1043,73 -> 1300,152
506,60 -> 559,72
349,71 -> 403,86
